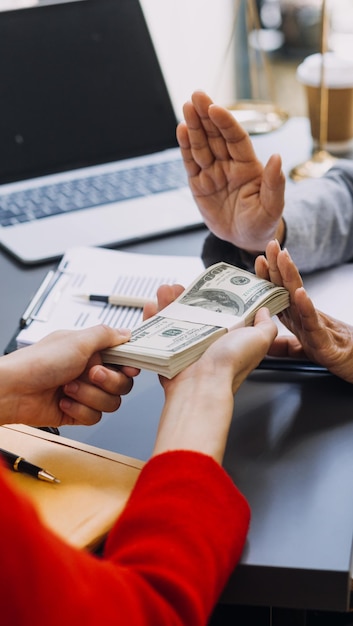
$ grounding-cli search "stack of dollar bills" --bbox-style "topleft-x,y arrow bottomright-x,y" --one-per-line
102,262 -> 290,378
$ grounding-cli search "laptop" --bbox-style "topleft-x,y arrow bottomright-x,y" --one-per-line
0,0 -> 203,265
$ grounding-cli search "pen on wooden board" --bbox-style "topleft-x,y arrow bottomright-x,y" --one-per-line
0,448 -> 60,484
75,294 -> 155,309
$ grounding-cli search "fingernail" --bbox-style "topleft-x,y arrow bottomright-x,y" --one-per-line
91,367 -> 107,384
65,381 -> 79,394
119,328 -> 131,339
60,397 -> 72,410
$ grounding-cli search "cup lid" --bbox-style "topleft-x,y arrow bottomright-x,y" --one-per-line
297,53 -> 353,88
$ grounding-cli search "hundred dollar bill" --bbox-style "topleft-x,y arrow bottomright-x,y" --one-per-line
103,262 -> 290,378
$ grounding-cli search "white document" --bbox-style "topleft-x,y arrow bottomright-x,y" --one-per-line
16,246 -> 204,348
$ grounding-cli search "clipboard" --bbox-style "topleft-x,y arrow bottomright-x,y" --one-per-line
6,246 -> 204,352
5,268 -> 64,355
5,266 -> 69,355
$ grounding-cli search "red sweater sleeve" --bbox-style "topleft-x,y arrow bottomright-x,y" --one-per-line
0,450 -> 250,626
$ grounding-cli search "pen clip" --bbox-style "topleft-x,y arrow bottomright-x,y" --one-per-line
20,270 -> 61,328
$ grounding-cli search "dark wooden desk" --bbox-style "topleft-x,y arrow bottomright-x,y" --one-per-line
1,117 -> 353,617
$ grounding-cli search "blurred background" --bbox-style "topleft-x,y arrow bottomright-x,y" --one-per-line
237,0 -> 353,117
1,1 -> 353,120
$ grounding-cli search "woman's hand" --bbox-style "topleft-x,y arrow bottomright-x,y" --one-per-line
153,307 -> 278,464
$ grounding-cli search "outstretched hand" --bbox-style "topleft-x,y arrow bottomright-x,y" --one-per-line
153,307 -> 278,463
142,281 -> 278,463
0,325 -> 140,428
0,285 -> 186,430
255,240 -> 353,383
177,91 -> 286,253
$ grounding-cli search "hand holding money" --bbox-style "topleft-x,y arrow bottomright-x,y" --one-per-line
102,263 -> 289,378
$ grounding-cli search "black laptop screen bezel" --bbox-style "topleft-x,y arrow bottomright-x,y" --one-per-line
0,0 -> 178,184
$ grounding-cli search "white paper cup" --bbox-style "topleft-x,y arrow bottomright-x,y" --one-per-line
297,53 -> 353,153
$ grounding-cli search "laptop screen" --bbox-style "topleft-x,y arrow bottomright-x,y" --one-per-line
0,0 -> 178,184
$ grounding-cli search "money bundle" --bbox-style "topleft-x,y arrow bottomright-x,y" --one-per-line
102,262 -> 290,378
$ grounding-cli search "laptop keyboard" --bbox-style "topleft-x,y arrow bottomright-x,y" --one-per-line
0,159 -> 187,227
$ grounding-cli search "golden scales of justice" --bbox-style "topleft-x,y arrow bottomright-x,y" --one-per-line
230,0 -> 336,181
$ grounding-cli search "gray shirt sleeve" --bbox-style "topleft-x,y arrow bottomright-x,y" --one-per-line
202,159 -> 353,274
283,159 -> 353,273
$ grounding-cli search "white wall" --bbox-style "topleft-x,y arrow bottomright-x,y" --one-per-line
140,0 -> 237,120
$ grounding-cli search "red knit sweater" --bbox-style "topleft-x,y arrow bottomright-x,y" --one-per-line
0,450 -> 250,626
